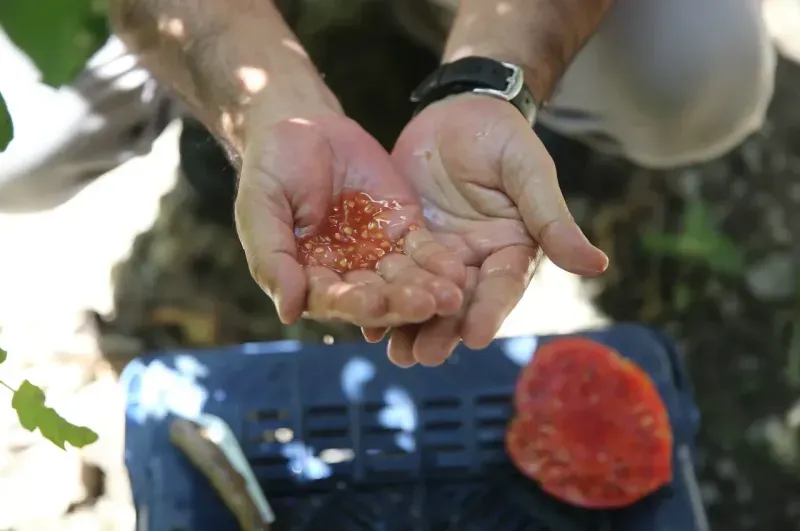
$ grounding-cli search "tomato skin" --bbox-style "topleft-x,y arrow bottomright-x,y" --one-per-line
507,337 -> 674,509
295,191 -> 417,273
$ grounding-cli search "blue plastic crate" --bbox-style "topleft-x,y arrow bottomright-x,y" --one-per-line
121,323 -> 709,531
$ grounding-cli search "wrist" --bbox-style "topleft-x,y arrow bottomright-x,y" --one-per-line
443,43 -> 548,107
444,0 -> 614,104
411,57 -> 538,125
241,76 -> 343,153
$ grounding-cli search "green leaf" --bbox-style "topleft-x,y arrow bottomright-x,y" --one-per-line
0,347 -> 6,365
37,408 -> 72,449
641,200 -> 746,277
11,379 -> 98,449
0,1 -> 108,87
12,380 -> 46,431
66,423 -> 100,448
0,91 -> 11,152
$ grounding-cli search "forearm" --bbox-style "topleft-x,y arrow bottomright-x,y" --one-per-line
109,0 -> 341,164
443,0 -> 615,104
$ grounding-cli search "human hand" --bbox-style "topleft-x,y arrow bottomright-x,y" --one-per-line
235,105 -> 467,328
370,94 -> 608,366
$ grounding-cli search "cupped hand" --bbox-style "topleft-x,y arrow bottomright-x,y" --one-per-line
371,94 -> 608,366
235,108 -> 467,328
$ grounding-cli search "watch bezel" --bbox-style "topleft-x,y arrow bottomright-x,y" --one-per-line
472,61 -> 524,102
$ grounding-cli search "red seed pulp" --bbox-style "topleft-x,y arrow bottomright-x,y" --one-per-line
295,191 -> 417,274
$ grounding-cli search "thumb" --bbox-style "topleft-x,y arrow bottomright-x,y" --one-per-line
502,128 -> 609,276
235,174 -> 308,324
234,121 -> 335,323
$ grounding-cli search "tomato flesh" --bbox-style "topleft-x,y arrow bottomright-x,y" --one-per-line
295,191 -> 417,274
507,337 -> 673,509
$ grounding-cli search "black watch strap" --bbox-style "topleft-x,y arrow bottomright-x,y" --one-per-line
410,56 -> 537,125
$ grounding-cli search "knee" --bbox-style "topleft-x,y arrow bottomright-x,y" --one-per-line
609,1 -> 777,168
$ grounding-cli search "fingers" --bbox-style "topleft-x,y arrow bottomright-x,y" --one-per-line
305,267 -> 388,323
309,249 -> 464,328
409,303 -> 466,366
235,179 -> 308,325
362,326 -> 388,343
387,268 -> 479,368
257,253 -> 308,324
534,213 -> 609,277
304,266 -> 444,327
403,228 -> 468,288
377,252 -> 464,316
301,233 -> 467,328
385,245 -> 536,368
503,131 -> 609,276
461,245 -> 539,350
356,231 -> 465,332
387,325 -> 421,368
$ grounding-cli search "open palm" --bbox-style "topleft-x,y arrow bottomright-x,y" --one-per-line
377,94 -> 608,366
236,113 -> 466,329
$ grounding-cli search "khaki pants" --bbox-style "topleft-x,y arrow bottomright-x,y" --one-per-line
0,0 -> 776,212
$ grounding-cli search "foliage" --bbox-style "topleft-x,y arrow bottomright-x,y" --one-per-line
0,347 -> 98,449
0,0 -> 110,150
0,92 -> 11,152
641,200 -> 747,277
0,6 -> 107,447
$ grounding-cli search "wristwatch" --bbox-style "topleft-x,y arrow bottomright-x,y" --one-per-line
410,56 -> 538,125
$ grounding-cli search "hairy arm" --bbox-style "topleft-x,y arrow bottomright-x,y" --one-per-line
443,0 -> 615,104
108,0 -> 341,167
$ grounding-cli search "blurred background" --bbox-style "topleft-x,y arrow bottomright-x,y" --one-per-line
0,0 -> 799,529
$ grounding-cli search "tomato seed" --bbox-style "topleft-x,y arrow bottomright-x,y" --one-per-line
295,191 -> 416,274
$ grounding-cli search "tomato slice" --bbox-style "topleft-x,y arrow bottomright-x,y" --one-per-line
295,191 -> 417,274
507,337 -> 673,509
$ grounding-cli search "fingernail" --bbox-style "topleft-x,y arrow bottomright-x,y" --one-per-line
594,250 -> 610,273
547,220 -> 609,275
